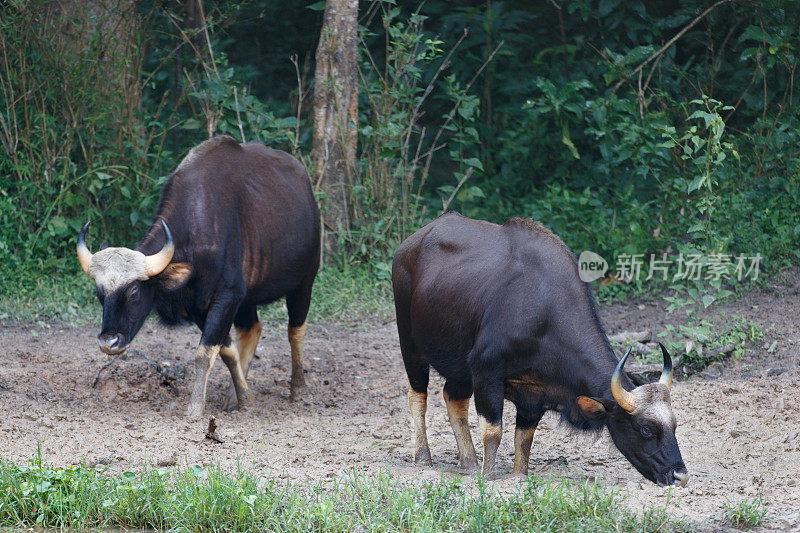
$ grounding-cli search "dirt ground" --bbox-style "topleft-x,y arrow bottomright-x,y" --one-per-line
1,274 -> 799,531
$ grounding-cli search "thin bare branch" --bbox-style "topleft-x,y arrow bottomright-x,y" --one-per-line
290,54 -> 304,155
441,167 -> 474,213
612,0 -> 751,93
233,87 -> 245,142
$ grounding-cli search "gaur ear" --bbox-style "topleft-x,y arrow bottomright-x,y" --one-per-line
577,396 -> 607,420
99,241 -> 109,251
157,263 -> 192,291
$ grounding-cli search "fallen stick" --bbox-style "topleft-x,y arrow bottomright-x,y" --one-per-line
205,416 -> 224,443
632,341 -> 655,355
91,354 -> 121,388
609,330 -> 652,344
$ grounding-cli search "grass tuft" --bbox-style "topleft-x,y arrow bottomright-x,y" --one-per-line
723,495 -> 768,529
0,455 -> 691,532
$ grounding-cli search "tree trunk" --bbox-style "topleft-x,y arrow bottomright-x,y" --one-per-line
311,0 -> 359,257
49,0 -> 142,154
184,0 -> 206,55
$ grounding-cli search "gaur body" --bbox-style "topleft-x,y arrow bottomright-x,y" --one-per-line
77,135 -> 320,419
392,212 -> 688,486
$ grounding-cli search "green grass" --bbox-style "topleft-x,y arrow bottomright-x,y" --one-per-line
0,264 -> 394,327
0,269 -> 95,325
723,496 -> 768,529
0,455 -> 690,532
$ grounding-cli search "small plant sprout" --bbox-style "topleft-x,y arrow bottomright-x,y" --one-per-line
723,495 -> 768,529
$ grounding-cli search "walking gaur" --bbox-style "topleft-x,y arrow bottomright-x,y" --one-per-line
77,135 -> 320,420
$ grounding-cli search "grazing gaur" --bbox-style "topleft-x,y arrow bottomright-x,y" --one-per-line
77,135 -> 320,419
392,212 -> 688,487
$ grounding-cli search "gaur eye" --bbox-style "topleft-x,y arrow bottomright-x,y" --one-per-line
128,286 -> 139,300
640,425 -> 654,439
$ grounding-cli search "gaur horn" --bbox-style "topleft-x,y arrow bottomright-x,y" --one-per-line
611,346 -> 637,413
76,221 -> 93,275
658,342 -> 673,389
144,220 -> 174,277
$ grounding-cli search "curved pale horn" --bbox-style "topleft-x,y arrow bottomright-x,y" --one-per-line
76,221 -> 93,275
610,346 -> 637,413
658,342 -> 673,389
143,220 -> 174,277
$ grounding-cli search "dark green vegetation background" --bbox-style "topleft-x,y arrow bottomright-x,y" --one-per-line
1,0 -> 798,313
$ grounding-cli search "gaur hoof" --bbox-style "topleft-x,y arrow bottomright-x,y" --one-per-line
481,470 -> 504,481
186,403 -> 204,422
458,461 -> 479,474
237,390 -> 254,411
458,455 -> 479,473
289,379 -> 307,401
224,387 -> 253,412
414,447 -> 432,466
223,388 -> 238,412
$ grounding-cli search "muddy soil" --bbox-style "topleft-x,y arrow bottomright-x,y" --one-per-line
1,275 -> 799,531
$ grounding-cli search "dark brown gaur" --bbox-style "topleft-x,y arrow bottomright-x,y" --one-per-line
392,212 -> 688,486
77,135 -> 320,420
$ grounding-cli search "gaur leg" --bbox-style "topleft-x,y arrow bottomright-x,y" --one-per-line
234,305 -> 261,377
286,279 -> 314,400
188,344 -> 220,421
408,382 -> 431,466
188,290 -> 247,420
287,322 -> 306,399
443,381 -> 479,471
401,342 -> 432,466
472,366 -> 505,475
224,305 -> 261,411
395,283 -> 432,466
512,411 -> 544,475
219,338 -> 253,412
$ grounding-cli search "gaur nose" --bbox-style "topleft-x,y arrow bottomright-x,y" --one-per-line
671,466 -> 689,487
97,333 -> 126,355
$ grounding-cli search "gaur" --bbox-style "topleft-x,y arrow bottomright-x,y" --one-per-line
77,135 -> 320,419
392,212 -> 688,486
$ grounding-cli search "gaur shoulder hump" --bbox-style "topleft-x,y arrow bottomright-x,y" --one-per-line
406,210 -> 465,235
503,217 -> 572,254
194,135 -> 241,153
176,135 -> 241,170
503,216 -> 555,238
430,210 -> 465,224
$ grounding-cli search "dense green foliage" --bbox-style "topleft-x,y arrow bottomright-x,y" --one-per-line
0,456 -> 689,531
407,0 -> 800,292
1,0 -> 798,309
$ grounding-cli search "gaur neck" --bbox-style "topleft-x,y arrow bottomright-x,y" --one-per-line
568,333 -> 636,403
569,286 -> 637,401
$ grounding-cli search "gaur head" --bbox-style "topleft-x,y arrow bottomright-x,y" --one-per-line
577,344 -> 689,487
76,220 -> 191,355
